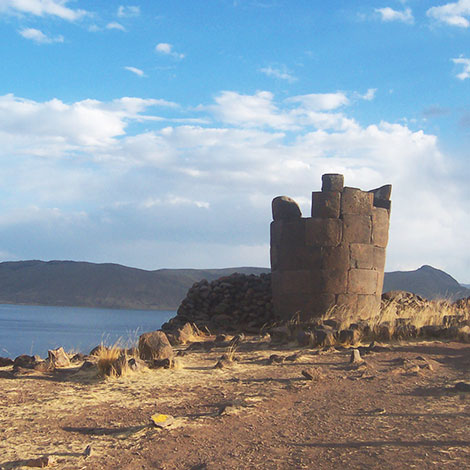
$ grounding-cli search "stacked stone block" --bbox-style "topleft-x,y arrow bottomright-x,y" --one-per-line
270,174 -> 391,321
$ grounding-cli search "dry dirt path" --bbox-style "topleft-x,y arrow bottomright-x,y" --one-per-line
1,340 -> 470,469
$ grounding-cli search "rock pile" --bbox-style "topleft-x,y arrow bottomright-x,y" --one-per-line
162,272 -> 275,334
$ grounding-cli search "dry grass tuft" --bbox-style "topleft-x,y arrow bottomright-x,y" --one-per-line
95,344 -> 133,378
319,298 -> 470,343
225,343 -> 238,362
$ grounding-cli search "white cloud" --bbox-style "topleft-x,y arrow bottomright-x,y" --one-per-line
0,0 -> 86,21
155,42 -> 185,59
106,22 -> 126,32
375,7 -> 414,23
260,66 -> 297,82
452,57 -> 470,79
19,28 -> 64,44
361,88 -> 377,101
427,0 -> 470,27
0,90 -> 468,280
117,5 -> 140,17
142,196 -> 210,209
124,66 -> 145,77
0,94 -> 175,153
287,92 -> 350,111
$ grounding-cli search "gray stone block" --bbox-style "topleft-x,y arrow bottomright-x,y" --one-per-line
342,214 -> 372,244
322,173 -> 344,192
311,191 -> 341,218
272,196 -> 302,221
350,243 -> 374,269
279,269 -> 314,295
280,218 -> 306,246
372,207 -> 389,248
305,218 -> 342,247
322,245 -> 350,271
348,269 -> 378,295
277,244 -> 322,271
373,246 -> 386,270
320,269 -> 347,294
341,187 -> 374,215
369,184 -> 392,207
270,221 -> 282,246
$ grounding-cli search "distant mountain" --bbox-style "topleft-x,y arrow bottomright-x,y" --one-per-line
461,283 -> 470,289
0,260 -> 466,310
383,265 -> 470,301
0,260 -> 269,310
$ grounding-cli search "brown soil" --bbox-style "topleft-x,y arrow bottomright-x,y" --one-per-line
1,339 -> 470,470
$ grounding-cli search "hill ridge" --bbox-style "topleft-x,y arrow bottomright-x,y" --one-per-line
0,260 -> 467,310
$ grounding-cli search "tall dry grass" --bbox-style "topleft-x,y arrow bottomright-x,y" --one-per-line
320,298 -> 470,342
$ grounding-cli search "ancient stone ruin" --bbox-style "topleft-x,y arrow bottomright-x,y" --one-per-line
270,173 -> 392,321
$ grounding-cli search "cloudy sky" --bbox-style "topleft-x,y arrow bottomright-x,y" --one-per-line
0,0 -> 469,282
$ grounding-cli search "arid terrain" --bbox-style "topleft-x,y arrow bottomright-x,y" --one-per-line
1,337 -> 470,470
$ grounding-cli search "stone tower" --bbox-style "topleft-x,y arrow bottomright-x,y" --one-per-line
270,174 -> 391,321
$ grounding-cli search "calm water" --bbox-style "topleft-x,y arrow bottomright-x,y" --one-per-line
0,304 -> 175,358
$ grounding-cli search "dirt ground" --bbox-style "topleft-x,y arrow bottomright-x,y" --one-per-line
1,338 -> 470,470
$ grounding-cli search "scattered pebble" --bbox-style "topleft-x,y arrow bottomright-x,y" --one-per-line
454,382 -> 470,392
350,349 -> 362,364
151,414 -> 175,428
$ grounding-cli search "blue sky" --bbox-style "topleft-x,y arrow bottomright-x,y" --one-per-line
0,0 -> 469,282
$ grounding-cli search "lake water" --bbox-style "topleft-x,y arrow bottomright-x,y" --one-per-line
0,304 -> 175,359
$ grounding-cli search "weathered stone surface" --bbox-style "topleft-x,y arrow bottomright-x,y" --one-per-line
350,243 -> 374,269
369,184 -> 392,210
373,246 -> 386,270
274,292 -> 335,321
322,245 -> 349,271
278,269 -> 315,295
305,218 -> 342,247
13,355 -> 36,369
311,191 -> 341,218
272,196 -> 302,221
322,173 -> 344,192
0,357 -> 13,367
342,214 -> 372,244
277,244 -> 321,271
164,272 -> 274,334
48,347 -> 70,368
372,207 -> 390,248
279,218 -> 306,246
270,244 -> 279,271
348,269 -> 378,295
336,293 -> 358,310
270,220 -> 282,247
341,187 -> 374,215
377,271 -> 385,297
138,330 -> 174,361
320,269 -> 347,294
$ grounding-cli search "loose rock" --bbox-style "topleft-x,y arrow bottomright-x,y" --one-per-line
139,331 -> 174,362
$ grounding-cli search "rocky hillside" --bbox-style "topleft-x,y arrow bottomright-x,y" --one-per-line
383,265 -> 470,301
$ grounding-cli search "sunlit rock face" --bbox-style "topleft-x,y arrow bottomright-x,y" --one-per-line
270,174 -> 391,321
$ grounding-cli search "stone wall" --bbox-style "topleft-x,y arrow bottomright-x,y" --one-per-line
162,273 -> 274,333
270,174 -> 391,321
